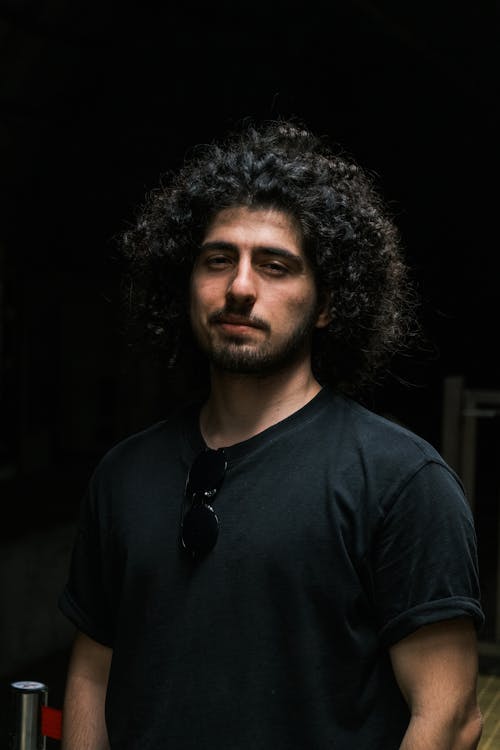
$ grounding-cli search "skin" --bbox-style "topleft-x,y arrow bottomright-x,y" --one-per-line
390,618 -> 483,749
61,632 -> 111,750
189,205 -> 330,448
62,205 -> 482,749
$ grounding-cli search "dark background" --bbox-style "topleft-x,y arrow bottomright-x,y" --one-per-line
0,0 -> 498,741
2,0 -> 496,520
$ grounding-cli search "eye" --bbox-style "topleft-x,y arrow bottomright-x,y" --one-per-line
262,261 -> 289,275
205,254 -> 232,269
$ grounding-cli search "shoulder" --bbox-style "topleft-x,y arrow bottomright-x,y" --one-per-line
97,419 -> 171,471
322,392 -> 465,509
330,394 -> 443,464
92,399 -> 199,485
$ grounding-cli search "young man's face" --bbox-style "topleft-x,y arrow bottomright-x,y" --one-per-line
189,205 -> 330,376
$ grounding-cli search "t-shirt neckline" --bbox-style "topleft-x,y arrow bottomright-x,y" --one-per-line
182,386 -> 334,464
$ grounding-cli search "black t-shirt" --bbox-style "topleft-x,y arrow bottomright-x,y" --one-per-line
59,388 -> 484,749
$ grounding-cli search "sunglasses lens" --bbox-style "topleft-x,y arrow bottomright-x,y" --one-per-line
182,449 -> 227,557
181,503 -> 219,555
187,449 -> 227,495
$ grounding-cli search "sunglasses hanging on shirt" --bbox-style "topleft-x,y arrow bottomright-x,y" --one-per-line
181,448 -> 228,558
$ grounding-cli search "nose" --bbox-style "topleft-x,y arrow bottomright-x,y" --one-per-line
226,259 -> 257,306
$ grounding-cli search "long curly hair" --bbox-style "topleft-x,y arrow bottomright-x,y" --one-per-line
120,118 -> 420,397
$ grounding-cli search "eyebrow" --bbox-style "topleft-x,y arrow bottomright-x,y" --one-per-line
200,241 -> 305,268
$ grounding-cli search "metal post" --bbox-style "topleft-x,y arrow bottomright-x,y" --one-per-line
441,375 -> 464,473
460,390 -> 478,513
9,681 -> 48,750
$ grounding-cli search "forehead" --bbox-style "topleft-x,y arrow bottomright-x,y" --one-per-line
203,206 -> 305,254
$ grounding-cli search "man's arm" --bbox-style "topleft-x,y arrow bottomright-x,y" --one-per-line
61,630 -> 112,750
390,617 -> 483,750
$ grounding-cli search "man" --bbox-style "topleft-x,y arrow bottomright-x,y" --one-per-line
59,119 -> 484,749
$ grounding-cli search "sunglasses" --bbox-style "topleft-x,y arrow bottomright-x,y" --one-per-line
181,448 -> 228,557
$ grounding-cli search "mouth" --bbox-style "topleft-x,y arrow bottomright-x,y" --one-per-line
210,313 -> 267,332
217,321 -> 261,335
218,318 -> 258,328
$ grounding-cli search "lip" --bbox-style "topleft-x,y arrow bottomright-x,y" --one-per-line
214,316 -> 263,330
217,321 -> 260,334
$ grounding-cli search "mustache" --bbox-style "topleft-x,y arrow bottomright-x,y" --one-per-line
208,309 -> 270,332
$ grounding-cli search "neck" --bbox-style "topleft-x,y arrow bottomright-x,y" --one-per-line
200,362 -> 322,449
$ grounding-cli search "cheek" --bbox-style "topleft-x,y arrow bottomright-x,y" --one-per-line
189,279 -> 204,327
282,288 -> 319,330
192,274 -> 224,302
190,278 -> 214,315
284,285 -> 317,314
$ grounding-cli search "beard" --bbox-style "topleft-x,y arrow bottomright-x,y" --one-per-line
192,305 -> 319,377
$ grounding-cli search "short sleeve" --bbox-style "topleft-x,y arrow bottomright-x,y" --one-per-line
372,460 -> 485,647
58,474 -> 116,647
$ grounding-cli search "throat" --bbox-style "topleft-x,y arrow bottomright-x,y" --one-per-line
199,372 -> 323,448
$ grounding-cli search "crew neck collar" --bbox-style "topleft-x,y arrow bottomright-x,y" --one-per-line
182,386 -> 333,463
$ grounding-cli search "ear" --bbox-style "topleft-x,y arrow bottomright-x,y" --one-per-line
314,292 -> 332,329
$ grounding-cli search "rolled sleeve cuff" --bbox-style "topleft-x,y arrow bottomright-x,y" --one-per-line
379,597 -> 485,648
